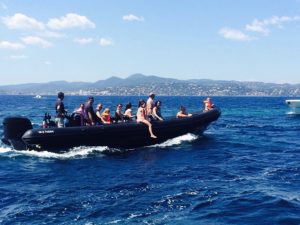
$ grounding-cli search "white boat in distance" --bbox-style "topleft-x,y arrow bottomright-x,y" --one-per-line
285,99 -> 300,114
34,95 -> 42,99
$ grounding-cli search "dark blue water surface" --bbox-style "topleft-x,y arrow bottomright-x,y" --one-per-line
1,96 -> 300,225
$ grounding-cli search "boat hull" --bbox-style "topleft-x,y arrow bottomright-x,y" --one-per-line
3,108 -> 221,151
285,99 -> 300,114
286,99 -> 300,107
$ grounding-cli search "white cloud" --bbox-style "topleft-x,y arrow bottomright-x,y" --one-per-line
44,61 -> 52,65
47,13 -> 96,30
1,13 -> 45,30
219,28 -> 253,41
123,14 -> 144,22
246,16 -> 300,34
245,19 -> 269,34
21,36 -> 52,48
0,41 -> 25,50
220,15 -> 300,41
99,38 -> 114,46
6,55 -> 28,60
74,37 -> 94,45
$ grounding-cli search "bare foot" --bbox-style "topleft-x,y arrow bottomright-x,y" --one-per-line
151,135 -> 157,139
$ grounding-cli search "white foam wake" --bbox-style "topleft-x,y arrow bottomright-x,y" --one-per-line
150,133 -> 198,148
0,146 -> 13,153
0,145 -> 109,159
286,111 -> 300,115
0,133 -> 198,158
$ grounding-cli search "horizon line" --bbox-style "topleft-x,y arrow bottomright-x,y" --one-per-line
1,74 -> 299,86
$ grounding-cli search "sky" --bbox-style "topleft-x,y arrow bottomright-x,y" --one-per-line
0,0 -> 300,85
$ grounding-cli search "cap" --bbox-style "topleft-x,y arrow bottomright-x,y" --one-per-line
149,92 -> 155,97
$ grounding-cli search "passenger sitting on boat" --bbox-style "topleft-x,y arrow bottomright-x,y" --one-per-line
75,103 -> 85,113
124,102 -> 134,120
146,92 -> 155,120
84,96 -> 97,126
137,100 -> 157,138
74,103 -> 85,126
152,100 -> 163,121
176,106 -> 192,118
101,108 -> 111,124
95,103 -> 105,124
114,103 -> 124,122
43,112 -> 55,128
203,97 -> 214,111
55,92 -> 66,128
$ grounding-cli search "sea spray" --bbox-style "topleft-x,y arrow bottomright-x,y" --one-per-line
150,133 -> 198,148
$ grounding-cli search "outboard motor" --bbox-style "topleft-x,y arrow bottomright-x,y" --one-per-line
2,116 -> 32,150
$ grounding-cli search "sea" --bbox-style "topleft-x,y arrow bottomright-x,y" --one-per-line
0,95 -> 299,225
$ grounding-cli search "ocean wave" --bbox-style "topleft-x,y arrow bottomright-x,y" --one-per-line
149,133 -> 198,148
225,123 -> 264,129
151,189 -> 218,213
32,122 -> 41,126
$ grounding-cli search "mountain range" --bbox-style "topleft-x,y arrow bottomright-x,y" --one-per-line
1,74 -> 300,96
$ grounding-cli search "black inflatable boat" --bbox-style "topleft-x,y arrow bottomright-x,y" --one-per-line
2,108 -> 221,151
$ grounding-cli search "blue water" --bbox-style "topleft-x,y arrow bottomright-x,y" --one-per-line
1,96 -> 300,224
